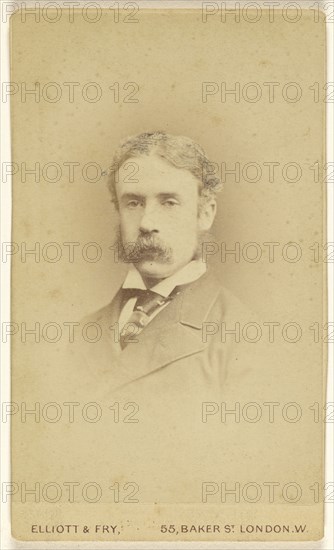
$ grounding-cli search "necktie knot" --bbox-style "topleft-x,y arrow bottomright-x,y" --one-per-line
135,289 -> 168,314
119,288 -> 170,349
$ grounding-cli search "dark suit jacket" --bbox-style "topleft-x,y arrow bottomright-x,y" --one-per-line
67,268 -> 273,402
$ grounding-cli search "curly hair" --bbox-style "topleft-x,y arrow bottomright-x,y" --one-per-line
107,131 -> 222,209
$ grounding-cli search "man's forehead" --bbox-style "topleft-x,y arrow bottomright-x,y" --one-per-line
117,155 -> 200,194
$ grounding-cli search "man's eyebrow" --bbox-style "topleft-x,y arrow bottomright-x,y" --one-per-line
157,192 -> 183,200
120,192 -> 145,201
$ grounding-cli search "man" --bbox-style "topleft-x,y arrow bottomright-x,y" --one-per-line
63,132 -> 282,502
72,131 -> 270,401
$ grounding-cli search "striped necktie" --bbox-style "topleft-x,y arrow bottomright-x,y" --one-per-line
119,289 -> 173,349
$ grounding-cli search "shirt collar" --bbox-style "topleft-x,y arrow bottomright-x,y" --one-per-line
122,260 -> 207,298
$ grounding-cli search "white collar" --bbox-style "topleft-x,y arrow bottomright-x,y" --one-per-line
122,260 -> 207,298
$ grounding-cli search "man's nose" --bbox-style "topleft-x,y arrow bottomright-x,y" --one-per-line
139,205 -> 159,233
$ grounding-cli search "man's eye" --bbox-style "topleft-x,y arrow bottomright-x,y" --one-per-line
127,200 -> 142,209
163,199 -> 178,207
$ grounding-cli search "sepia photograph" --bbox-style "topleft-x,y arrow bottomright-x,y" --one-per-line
1,0 -> 332,546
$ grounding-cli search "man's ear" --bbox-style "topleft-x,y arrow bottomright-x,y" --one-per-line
198,198 -> 217,231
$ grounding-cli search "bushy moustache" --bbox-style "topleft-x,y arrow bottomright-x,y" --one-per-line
121,235 -> 173,263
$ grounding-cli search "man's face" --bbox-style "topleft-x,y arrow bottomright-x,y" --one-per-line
115,154 -> 216,281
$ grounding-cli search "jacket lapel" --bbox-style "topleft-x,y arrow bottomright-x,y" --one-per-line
105,269 -> 221,390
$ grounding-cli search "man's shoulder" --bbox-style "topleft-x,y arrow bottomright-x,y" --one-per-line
82,269 -> 254,325
218,285 -> 254,317
81,287 -> 122,326
201,269 -> 255,322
